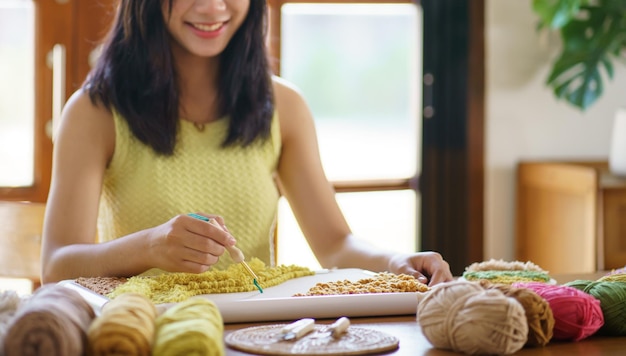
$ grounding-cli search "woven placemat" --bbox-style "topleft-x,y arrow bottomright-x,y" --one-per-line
225,324 -> 399,355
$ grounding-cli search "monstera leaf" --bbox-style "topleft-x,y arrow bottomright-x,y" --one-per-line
533,0 -> 626,110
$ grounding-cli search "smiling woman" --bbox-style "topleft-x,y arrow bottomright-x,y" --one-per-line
1,2 -> 421,270
37,0 -> 452,285
1,0 -> 474,286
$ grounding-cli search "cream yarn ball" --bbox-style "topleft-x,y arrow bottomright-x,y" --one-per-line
417,280 -> 528,355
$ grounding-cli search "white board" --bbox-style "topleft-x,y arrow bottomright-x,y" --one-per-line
60,268 -> 420,323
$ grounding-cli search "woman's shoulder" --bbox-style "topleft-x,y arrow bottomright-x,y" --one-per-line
271,76 -> 311,118
63,88 -> 113,123
56,88 -> 116,158
270,76 -> 316,142
271,76 -> 306,105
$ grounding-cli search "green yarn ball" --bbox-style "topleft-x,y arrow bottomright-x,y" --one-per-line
565,279 -> 626,336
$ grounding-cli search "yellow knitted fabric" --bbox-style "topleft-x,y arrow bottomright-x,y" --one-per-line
599,273 -> 626,283
98,113 -> 281,272
107,258 -> 315,304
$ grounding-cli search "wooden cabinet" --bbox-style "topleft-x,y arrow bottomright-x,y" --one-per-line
515,161 -> 626,274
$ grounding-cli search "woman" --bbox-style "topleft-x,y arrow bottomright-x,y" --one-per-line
41,0 -> 452,285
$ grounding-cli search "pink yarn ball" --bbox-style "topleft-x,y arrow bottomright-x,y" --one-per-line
512,282 -> 604,341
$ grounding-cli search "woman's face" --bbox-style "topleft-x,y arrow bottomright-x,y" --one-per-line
162,0 -> 250,58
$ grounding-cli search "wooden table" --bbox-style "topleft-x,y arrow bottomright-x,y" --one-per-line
223,272 -> 626,355
224,315 -> 626,355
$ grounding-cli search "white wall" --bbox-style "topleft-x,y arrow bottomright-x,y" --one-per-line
485,0 -> 626,260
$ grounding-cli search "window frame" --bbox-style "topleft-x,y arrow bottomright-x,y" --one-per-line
0,0 -> 115,202
420,0 -> 485,274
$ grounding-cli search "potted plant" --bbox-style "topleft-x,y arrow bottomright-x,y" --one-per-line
532,0 -> 626,111
532,0 -> 626,175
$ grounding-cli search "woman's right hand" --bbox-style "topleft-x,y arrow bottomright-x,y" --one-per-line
145,214 -> 237,273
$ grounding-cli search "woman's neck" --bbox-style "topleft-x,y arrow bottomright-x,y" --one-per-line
173,49 -> 221,124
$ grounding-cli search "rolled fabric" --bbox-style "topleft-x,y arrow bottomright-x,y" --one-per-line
88,293 -> 157,356
153,297 -> 224,356
3,284 -> 95,356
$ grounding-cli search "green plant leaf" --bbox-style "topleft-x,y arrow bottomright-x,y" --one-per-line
543,4 -> 625,110
601,57 -> 615,80
532,0 -> 589,29
549,52 -> 601,108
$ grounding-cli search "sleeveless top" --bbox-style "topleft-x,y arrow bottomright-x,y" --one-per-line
97,112 -> 282,273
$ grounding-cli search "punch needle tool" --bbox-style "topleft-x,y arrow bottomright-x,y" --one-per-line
281,318 -> 315,341
312,317 -> 350,339
188,213 -> 263,293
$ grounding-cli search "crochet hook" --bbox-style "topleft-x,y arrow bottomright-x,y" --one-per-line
187,213 -> 263,293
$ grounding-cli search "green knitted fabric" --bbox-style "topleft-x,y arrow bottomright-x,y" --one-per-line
463,270 -> 552,284
98,112 -> 281,272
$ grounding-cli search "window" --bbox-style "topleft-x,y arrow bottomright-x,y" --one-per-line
268,1 -> 422,268
0,0 -> 115,202
0,1 -> 35,188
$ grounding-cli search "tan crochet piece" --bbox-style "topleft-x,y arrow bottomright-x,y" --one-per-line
107,258 -> 314,304
76,277 -> 128,296
464,259 -> 548,273
293,272 -> 429,296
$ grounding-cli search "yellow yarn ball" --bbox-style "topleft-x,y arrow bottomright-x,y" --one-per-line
88,293 -> 157,356
154,297 -> 224,356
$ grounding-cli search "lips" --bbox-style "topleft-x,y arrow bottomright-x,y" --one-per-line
189,22 -> 224,32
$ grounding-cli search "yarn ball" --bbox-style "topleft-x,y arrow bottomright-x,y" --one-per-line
88,293 -> 157,356
0,291 -> 26,350
417,280 -> 528,355
512,282 -> 604,341
565,279 -> 626,336
3,284 -> 95,356
480,281 -> 554,347
154,297 -> 224,356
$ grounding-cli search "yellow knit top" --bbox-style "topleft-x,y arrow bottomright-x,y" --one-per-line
97,112 -> 281,272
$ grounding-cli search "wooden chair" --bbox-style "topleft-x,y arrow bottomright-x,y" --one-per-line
0,201 -> 46,291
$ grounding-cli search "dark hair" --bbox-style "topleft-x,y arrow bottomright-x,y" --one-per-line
85,0 -> 274,155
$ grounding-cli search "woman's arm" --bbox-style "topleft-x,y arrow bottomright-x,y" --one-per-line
273,77 -> 452,285
41,90 -> 235,283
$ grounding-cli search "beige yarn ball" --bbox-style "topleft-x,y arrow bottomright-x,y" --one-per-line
417,280 -> 528,355
479,281 -> 554,347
